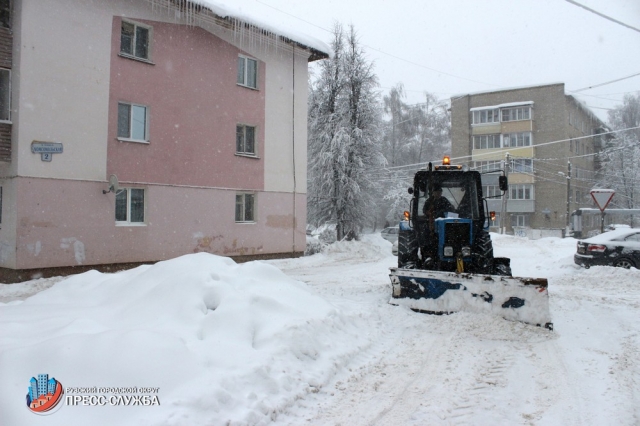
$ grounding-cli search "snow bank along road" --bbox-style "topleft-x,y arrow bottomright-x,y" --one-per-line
268,234 -> 640,426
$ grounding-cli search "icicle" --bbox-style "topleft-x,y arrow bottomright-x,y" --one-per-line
144,0 -> 298,59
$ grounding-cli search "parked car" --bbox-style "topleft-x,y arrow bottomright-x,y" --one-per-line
381,226 -> 399,243
574,228 -> 640,269
391,240 -> 398,256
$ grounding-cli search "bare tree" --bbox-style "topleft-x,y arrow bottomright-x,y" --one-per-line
597,94 -> 640,225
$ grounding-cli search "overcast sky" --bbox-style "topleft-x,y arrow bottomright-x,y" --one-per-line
236,0 -> 640,123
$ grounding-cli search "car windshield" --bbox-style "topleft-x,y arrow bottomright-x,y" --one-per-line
416,176 -> 480,220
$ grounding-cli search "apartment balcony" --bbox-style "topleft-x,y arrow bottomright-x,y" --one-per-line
486,199 -> 535,213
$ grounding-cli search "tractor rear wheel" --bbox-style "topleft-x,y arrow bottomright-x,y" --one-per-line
398,229 -> 418,268
472,229 -> 494,274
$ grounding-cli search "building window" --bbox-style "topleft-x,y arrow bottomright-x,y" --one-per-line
482,185 -> 501,198
472,109 -> 499,125
474,160 -> 502,173
511,215 -> 527,227
511,158 -> 533,174
503,132 -> 532,147
510,184 -> 534,200
501,106 -> 531,122
473,134 -> 501,149
115,188 -> 145,224
236,125 -> 256,155
120,20 -> 150,61
118,102 -> 148,141
235,193 -> 255,222
237,56 -> 257,89
0,68 -> 10,122
0,0 -> 9,29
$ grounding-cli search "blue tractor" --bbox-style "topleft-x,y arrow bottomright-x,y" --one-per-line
390,158 -> 553,330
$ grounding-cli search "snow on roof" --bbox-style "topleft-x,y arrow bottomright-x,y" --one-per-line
452,82 -> 565,99
190,0 -> 331,59
470,101 -> 534,111
581,227 -> 640,243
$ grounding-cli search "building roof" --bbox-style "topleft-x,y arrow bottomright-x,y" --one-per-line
451,82 -> 565,100
170,0 -> 331,61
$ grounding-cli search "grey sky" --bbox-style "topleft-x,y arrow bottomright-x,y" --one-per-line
248,0 -> 640,122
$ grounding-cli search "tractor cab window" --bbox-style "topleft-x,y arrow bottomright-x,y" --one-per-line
417,179 -> 479,220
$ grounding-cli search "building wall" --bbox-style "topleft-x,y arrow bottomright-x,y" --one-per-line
0,0 -> 313,270
13,177 -> 304,269
107,17 -> 266,189
451,83 -> 602,232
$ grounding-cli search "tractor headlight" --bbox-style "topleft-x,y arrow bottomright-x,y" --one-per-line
462,246 -> 471,257
444,246 -> 453,257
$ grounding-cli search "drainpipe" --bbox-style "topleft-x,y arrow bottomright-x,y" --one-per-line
291,45 -> 297,254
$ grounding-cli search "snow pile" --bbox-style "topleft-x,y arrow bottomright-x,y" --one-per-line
2,233 -> 639,425
0,253 -> 370,426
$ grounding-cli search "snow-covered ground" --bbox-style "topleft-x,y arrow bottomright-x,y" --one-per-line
1,233 -> 639,425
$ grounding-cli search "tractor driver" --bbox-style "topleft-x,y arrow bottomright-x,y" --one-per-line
422,184 -> 454,219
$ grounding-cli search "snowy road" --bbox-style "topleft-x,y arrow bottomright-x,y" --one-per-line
269,235 -> 640,426
1,233 -> 638,425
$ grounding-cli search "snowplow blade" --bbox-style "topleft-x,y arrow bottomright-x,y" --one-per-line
389,268 -> 553,330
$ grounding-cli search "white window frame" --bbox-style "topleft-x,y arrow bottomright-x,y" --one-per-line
117,102 -> 149,143
510,184 -> 534,200
482,185 -> 501,198
503,132 -> 532,147
237,55 -> 258,89
472,109 -> 499,125
0,68 -> 10,122
120,19 -> 152,62
510,158 -> 533,174
115,188 -> 146,226
512,214 -> 527,227
473,134 -> 501,149
235,193 -> 255,223
501,106 -> 531,122
474,160 -> 501,173
236,124 -> 257,156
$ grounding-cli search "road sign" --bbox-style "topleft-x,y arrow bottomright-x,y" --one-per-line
590,189 -> 615,212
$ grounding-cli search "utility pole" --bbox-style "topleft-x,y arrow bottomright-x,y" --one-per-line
500,152 -> 510,234
565,161 -> 572,230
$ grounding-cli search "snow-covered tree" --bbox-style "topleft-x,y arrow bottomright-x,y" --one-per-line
307,24 -> 384,240
374,88 -> 451,226
383,83 -> 410,167
597,94 -> 640,225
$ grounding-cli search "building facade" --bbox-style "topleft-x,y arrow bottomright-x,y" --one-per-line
0,0 -> 328,277
451,83 -> 606,234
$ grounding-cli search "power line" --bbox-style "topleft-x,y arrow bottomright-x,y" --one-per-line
564,0 -> 640,34
367,126 -> 640,179
255,0 -> 498,90
570,71 -> 640,93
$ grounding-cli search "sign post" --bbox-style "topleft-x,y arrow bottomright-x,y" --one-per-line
590,189 -> 615,233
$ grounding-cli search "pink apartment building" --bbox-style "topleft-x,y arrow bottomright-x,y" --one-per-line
0,0 -> 328,280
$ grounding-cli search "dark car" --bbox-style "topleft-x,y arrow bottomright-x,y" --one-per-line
574,228 -> 640,269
